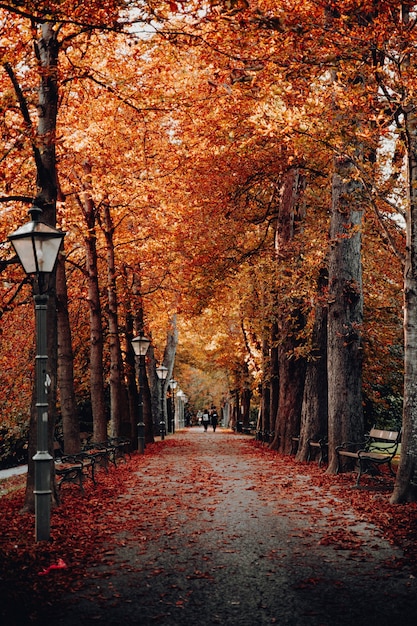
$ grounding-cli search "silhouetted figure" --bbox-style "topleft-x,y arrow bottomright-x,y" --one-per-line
211,410 -> 218,432
202,409 -> 210,432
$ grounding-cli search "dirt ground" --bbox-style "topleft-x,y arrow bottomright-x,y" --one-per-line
4,429 -> 417,625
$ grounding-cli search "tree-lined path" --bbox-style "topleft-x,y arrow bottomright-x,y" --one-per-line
20,430 -> 416,626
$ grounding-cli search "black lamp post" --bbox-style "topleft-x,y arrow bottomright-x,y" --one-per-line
169,379 -> 177,433
8,205 -> 66,542
131,331 -> 151,454
156,365 -> 168,440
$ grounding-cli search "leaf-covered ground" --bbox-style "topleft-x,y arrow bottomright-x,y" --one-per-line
1,430 -> 417,625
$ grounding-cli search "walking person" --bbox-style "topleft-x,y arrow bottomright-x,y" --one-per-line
202,409 -> 210,432
210,408 -> 218,432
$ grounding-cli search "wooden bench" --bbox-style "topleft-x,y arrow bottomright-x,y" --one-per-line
107,437 -> 131,463
82,438 -> 131,469
336,427 -> 401,486
307,437 -> 328,467
55,454 -> 96,495
54,442 -> 96,495
290,435 -> 300,455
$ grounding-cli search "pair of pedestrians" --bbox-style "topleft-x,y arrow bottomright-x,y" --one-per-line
202,408 -> 218,432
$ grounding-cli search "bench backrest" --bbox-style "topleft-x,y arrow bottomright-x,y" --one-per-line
369,428 -> 400,442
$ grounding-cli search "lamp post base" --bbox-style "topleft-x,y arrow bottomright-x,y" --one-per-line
33,450 -> 53,542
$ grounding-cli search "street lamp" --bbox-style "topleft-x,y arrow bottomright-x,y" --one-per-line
131,331 -> 151,454
156,365 -> 168,440
169,379 -> 177,433
8,205 -> 66,542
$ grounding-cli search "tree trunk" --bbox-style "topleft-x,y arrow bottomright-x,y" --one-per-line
275,322 -> 307,454
80,161 -> 107,443
241,361 -> 251,429
296,269 -> 328,462
121,264 -> 139,445
391,102 -> 417,503
100,203 -> 125,438
270,168 -> 306,453
56,253 -> 79,454
163,315 -> 179,432
260,336 -> 270,438
326,157 -> 364,474
269,321 -> 279,441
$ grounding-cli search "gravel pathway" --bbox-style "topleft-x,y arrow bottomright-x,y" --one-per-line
41,429 -> 417,626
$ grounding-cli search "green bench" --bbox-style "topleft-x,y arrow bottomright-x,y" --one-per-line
336,427 -> 401,486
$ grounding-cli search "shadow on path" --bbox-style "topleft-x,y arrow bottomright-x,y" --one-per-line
40,429 -> 417,625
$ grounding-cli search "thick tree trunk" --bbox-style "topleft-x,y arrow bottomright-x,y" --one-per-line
81,162 -> 107,443
270,168 -> 306,453
391,104 -> 417,503
56,253 -> 79,454
274,323 -> 307,454
326,157 -> 364,474
100,203 -> 125,438
296,271 -> 328,462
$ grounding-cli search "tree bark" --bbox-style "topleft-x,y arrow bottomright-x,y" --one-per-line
100,202 -> 125,438
269,320 -> 279,441
326,157 -> 364,474
391,101 -> 417,502
260,336 -> 271,438
162,315 -> 179,432
296,269 -> 328,462
270,168 -> 306,453
56,253 -> 79,454
80,161 -> 107,443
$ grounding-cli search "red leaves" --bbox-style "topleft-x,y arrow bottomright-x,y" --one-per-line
2,432 -> 417,624
318,530 -> 364,550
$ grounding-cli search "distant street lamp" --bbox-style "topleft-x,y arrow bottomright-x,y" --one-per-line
131,331 -> 151,454
169,379 -> 177,433
156,365 -> 169,440
8,205 -> 66,542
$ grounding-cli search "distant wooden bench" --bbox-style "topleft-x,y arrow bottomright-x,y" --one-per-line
290,435 -> 300,455
82,438 -> 131,469
307,437 -> 328,467
336,428 -> 401,486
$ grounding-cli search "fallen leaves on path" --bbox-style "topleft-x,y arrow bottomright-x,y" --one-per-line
1,432 -> 417,623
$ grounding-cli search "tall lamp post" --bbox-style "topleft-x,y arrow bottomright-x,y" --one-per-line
8,205 -> 66,542
156,365 -> 168,440
169,379 -> 177,433
131,331 -> 151,454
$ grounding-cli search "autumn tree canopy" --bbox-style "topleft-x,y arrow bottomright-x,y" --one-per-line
0,1 -> 415,501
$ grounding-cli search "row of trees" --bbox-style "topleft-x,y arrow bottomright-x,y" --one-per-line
0,1 -> 415,505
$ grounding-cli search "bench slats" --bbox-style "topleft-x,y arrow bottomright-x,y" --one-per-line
336,427 -> 401,486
